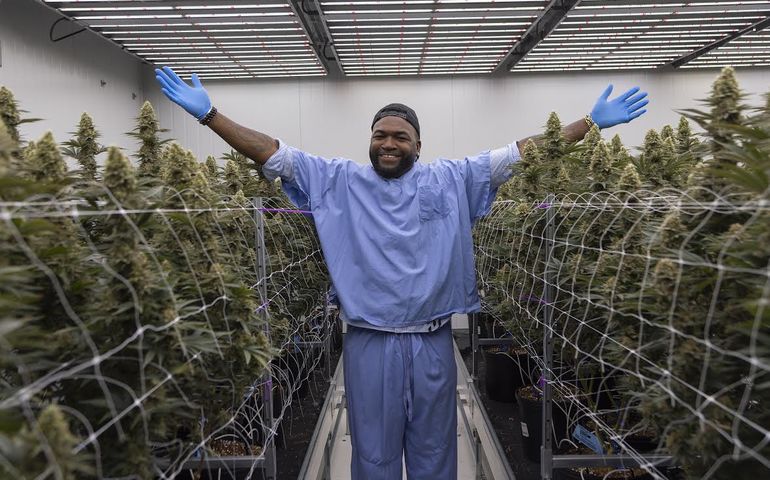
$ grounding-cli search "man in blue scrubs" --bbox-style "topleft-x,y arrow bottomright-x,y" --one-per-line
155,66 -> 648,479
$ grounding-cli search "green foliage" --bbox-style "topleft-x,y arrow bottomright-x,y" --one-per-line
25,132 -> 67,183
0,86 -> 41,146
63,113 -> 106,180
634,129 -> 666,187
129,101 -> 169,178
708,66 -> 744,134
0,90 -> 327,477
103,146 -> 137,201
221,149 -> 276,197
609,134 -> 624,157
0,117 -> 93,477
0,404 -> 93,479
633,129 -> 691,189
544,111 -> 566,163
223,159 -> 242,194
476,69 -> 769,479
589,141 -> 613,191
660,124 -> 674,141
204,155 -> 219,181
609,133 -> 633,171
0,120 -> 15,176
0,86 -> 21,143
675,116 -> 699,156
581,125 -> 603,167
679,67 -> 750,195
631,68 -> 769,480
696,92 -> 770,197
517,140 -> 545,201
615,162 -> 642,192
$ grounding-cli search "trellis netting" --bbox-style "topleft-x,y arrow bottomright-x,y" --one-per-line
0,94 -> 330,478
473,66 -> 769,480
474,190 -> 769,479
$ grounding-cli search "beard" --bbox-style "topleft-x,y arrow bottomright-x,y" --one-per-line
369,149 -> 418,179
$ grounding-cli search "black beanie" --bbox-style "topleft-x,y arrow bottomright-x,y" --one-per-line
371,103 -> 420,139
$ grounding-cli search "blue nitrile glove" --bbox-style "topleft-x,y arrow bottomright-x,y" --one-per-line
154,66 -> 212,120
589,85 -> 648,129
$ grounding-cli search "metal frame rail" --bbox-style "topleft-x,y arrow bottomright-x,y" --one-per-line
455,341 -> 518,480
254,197 -> 277,480
297,354 -> 346,480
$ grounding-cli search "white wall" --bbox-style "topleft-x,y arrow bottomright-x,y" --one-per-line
0,0 -> 145,156
142,66 -> 770,165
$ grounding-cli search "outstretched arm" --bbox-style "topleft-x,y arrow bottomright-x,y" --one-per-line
155,66 -> 278,165
206,113 -> 278,165
516,118 -> 592,152
516,85 -> 649,151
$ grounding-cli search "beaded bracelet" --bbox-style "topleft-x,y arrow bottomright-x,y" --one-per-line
199,106 -> 218,126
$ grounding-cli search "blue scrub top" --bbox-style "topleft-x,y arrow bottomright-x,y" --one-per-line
263,141 -> 516,329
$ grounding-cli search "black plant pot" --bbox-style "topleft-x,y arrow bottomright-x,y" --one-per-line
484,349 -> 531,403
484,350 -> 517,402
516,385 -> 569,463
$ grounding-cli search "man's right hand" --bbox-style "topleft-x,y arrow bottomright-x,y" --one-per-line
155,66 -> 212,120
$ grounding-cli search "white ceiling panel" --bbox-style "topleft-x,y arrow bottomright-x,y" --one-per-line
513,0 -> 770,72
40,0 -> 770,78
43,0 -> 327,79
320,0 -> 550,76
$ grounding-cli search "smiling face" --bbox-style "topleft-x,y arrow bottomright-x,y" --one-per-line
369,116 -> 421,179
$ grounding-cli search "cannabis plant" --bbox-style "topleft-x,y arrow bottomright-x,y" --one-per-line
203,155 -> 220,188
628,68 -> 768,479
221,149 -> 276,198
64,146 -> 191,477
62,113 -> 106,180
0,86 -> 41,149
609,133 -> 633,171
0,86 -> 22,143
155,142 -> 273,446
514,139 -> 546,202
0,404 -> 93,479
0,124 -> 92,478
128,101 -> 170,178
223,159 -> 242,195
24,132 -> 68,183
0,89 -> 332,478
632,129 -> 690,189
675,116 -> 700,157
0,120 -> 14,176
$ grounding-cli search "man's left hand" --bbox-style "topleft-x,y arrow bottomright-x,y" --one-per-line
590,85 -> 648,129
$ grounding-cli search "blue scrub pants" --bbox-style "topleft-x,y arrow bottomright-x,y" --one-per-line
343,322 -> 457,480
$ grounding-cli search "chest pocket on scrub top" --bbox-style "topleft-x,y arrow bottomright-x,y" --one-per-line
417,184 -> 450,222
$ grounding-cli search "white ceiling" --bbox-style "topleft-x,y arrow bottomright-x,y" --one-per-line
43,0 -> 770,79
